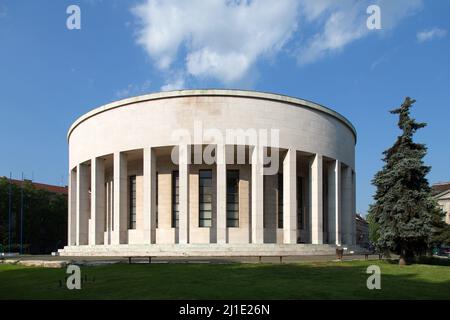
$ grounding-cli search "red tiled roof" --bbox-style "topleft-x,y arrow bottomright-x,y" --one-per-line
5,178 -> 68,195
432,182 -> 450,196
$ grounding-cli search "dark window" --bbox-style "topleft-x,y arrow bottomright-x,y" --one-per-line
278,173 -> 283,228
263,175 -> 267,228
129,176 -> 137,229
104,182 -> 108,232
297,176 -> 304,229
156,172 -> 158,228
172,171 -> 179,228
226,170 -> 239,227
199,170 -> 212,227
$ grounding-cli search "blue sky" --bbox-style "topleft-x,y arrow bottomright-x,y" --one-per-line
0,0 -> 449,215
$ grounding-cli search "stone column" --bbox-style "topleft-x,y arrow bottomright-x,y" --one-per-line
283,149 -> 297,244
327,160 -> 341,245
342,165 -> 352,245
104,180 -> 110,245
89,157 -> 105,245
143,147 -> 157,244
216,144 -> 227,244
310,154 -> 323,244
251,145 -> 264,244
112,152 -> 128,245
76,163 -> 89,245
108,181 -> 114,244
179,145 -> 190,244
68,168 -> 77,246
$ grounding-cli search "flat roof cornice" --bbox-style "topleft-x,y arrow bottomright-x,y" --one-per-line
67,89 -> 357,142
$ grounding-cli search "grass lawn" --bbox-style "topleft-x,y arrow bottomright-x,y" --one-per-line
0,260 -> 449,299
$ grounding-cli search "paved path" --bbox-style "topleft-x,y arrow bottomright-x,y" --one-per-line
1,254 -> 385,267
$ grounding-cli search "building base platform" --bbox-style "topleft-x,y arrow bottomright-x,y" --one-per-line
58,244 -> 366,257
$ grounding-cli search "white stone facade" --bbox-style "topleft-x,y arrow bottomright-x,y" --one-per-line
435,191 -> 450,225
60,90 -> 357,256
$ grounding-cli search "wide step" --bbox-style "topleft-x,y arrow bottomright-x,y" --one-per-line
59,244 -> 365,257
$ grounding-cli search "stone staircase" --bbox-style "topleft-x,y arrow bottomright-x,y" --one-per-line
58,243 -> 366,257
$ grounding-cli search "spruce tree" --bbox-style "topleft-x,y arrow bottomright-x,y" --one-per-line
368,97 -> 443,265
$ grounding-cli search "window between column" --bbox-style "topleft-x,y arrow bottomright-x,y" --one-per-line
278,173 -> 283,228
226,170 -> 239,227
199,170 -> 212,227
129,175 -> 137,230
172,171 -> 179,228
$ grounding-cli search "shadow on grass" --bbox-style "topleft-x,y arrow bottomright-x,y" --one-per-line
383,256 -> 450,267
415,256 -> 450,266
0,261 -> 449,300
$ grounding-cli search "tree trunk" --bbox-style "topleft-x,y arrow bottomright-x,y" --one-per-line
399,248 -> 407,265
399,247 -> 415,265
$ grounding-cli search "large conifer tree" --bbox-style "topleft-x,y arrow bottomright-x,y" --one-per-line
368,97 -> 443,264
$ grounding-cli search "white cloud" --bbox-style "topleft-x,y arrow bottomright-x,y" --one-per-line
296,0 -> 423,65
370,53 -> 389,70
161,74 -> 186,91
131,0 -> 423,86
115,80 -> 152,98
132,0 -> 299,87
297,2 -> 367,65
297,0 -> 341,22
417,27 -> 447,43
115,85 -> 134,98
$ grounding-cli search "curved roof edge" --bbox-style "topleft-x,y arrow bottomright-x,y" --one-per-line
67,89 -> 357,143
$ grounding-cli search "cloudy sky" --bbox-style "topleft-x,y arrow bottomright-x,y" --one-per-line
0,0 -> 449,214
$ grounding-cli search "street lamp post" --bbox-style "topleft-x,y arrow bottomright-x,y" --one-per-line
20,172 -> 24,255
8,172 -> 12,254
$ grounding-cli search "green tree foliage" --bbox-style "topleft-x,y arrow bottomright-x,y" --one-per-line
368,97 -> 444,264
366,212 -> 379,245
430,221 -> 450,247
0,177 -> 67,254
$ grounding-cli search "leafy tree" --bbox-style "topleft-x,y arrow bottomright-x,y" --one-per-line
366,211 -> 379,245
430,221 -> 450,247
0,177 -> 67,254
368,97 -> 444,265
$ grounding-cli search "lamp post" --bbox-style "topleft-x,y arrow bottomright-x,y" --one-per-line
8,172 -> 12,254
20,173 -> 24,255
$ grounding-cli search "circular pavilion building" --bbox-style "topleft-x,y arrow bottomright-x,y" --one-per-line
59,89 -> 357,257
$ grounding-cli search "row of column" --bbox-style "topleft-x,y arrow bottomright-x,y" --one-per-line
68,149 -> 156,246
68,146 -> 355,246
313,155 -> 355,245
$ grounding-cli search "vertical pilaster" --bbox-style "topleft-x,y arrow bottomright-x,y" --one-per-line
89,157 -> 105,245
216,144 -> 227,244
143,147 -> 157,243
105,180 -> 110,244
112,152 -> 127,245
108,181 -> 114,243
251,145 -> 264,244
179,145 -> 190,244
283,149 -> 297,244
310,154 -> 323,244
76,163 -> 89,245
327,160 -> 341,245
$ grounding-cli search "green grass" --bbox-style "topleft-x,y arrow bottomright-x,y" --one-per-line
0,260 -> 449,299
